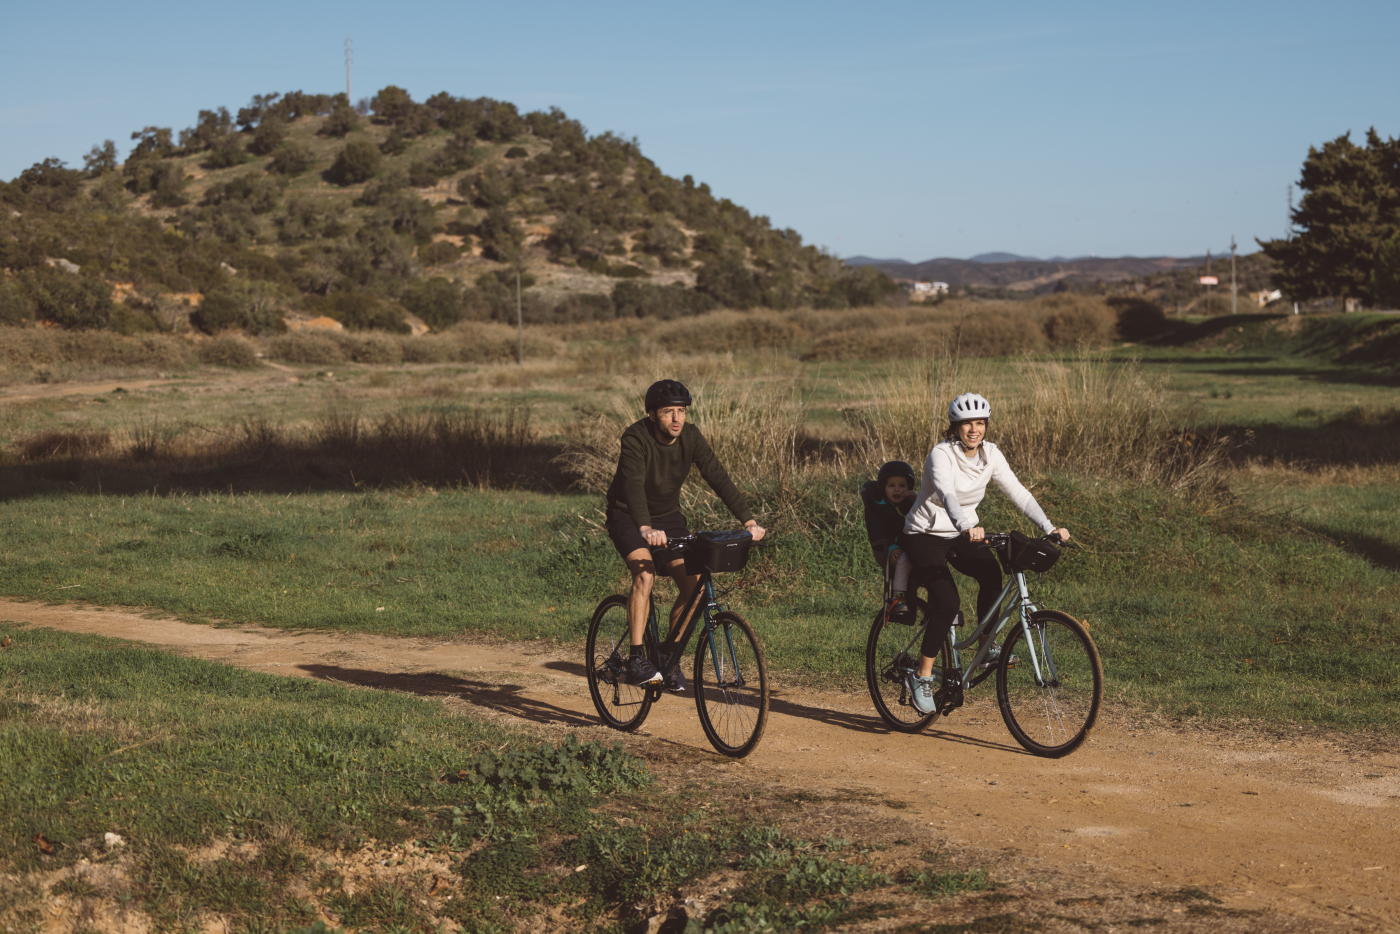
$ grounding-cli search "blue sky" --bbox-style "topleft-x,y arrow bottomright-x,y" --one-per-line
3,0 -> 1396,261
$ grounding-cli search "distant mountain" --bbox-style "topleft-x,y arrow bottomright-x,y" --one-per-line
857,254 -> 1213,293
843,256 -> 911,266
967,252 -> 1040,263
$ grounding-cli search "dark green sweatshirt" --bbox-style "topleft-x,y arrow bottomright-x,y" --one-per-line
605,419 -> 754,528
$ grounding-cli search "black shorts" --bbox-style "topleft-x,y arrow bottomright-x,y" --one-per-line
606,507 -> 691,562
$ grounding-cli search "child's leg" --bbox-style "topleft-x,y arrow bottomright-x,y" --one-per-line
892,552 -> 912,594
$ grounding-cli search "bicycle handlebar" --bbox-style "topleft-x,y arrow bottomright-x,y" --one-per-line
980,531 -> 1076,549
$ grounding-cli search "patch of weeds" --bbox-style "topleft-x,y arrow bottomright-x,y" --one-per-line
704,898 -> 890,933
457,839 -> 548,898
562,824 -> 721,907
903,867 -> 993,899
327,882 -> 432,932
1055,895 -> 1109,907
50,876 -> 100,897
256,840 -> 312,883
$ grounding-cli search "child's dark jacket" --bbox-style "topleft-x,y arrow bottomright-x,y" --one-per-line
860,480 -> 908,569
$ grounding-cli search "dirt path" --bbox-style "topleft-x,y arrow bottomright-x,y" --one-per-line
6,600 -> 1398,932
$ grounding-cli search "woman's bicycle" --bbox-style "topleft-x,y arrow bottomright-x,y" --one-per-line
586,531 -> 769,758
866,531 -> 1102,758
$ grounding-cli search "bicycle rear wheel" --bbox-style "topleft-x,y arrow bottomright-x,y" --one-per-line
586,595 -> 654,732
996,610 -> 1102,758
694,610 -> 768,758
865,598 -> 945,733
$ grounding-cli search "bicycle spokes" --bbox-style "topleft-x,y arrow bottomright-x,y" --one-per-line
996,611 -> 1102,758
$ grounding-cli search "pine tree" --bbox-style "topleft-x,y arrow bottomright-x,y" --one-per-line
1259,129 -> 1400,305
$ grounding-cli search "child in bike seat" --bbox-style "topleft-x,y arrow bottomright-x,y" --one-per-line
861,460 -> 918,624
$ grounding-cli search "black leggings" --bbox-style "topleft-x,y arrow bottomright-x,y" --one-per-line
901,533 -> 1003,661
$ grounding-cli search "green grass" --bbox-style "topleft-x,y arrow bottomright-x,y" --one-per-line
2,472 -> 1397,728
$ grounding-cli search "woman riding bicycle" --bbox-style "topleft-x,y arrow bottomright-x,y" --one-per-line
900,393 -> 1070,715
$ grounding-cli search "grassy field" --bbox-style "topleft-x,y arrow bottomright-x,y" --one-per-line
2,316 -> 1398,730
0,628 -> 1015,933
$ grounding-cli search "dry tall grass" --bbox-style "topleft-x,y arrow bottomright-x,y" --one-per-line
852,350 -> 1229,492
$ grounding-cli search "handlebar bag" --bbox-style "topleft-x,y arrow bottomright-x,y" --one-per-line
684,530 -> 753,575
1002,530 -> 1060,574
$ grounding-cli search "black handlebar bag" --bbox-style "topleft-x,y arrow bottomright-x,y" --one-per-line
998,530 -> 1060,574
684,531 -> 753,575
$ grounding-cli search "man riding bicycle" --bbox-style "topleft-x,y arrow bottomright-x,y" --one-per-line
604,379 -> 766,689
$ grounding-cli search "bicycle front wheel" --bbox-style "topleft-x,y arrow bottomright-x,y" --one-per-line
586,595 -> 654,732
865,598 -> 944,733
996,610 -> 1102,758
694,610 -> 769,758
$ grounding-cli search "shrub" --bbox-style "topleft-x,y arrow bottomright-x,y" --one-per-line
27,272 -> 115,329
331,331 -> 404,364
504,146 -> 528,159
1039,294 -> 1118,347
199,334 -> 261,368
401,276 -> 466,329
1108,296 -> 1169,341
611,281 -> 718,320
203,136 -> 252,169
549,292 -> 615,322
325,139 -> 381,185
477,206 -> 523,262
319,105 -> 358,138
0,281 -> 35,326
269,331 -> 345,364
696,253 -> 761,309
18,430 -> 112,461
419,240 -> 461,267
248,118 -> 287,156
192,281 -> 284,335
305,291 -> 410,333
268,141 -> 315,176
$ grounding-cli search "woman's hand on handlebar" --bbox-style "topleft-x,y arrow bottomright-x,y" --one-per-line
640,525 -> 668,548
963,526 -> 986,543
1052,528 -> 1071,543
744,520 -> 766,543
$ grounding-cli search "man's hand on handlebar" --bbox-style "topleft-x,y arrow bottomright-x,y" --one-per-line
639,525 -> 668,548
744,520 -> 766,543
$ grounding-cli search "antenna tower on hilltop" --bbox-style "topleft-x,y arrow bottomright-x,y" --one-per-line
346,37 -> 353,102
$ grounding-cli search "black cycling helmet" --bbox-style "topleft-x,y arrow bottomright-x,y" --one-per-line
645,379 -> 692,413
876,460 -> 916,487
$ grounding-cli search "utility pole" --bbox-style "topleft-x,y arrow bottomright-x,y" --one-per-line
1230,235 -> 1237,316
516,271 -> 524,364
345,38 -> 352,102
1206,248 -> 1212,308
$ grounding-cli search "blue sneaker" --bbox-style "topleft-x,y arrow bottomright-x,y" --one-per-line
979,645 -> 1018,670
905,671 -> 938,715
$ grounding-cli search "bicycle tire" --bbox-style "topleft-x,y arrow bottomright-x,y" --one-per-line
585,594 -> 655,732
694,610 -> 769,757
995,609 -> 1102,758
865,598 -> 945,733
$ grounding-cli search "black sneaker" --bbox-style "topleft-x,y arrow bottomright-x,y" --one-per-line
623,655 -> 662,685
886,598 -> 915,625
665,664 -> 687,693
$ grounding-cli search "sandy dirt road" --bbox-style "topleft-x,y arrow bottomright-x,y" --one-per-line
5,599 -> 1398,932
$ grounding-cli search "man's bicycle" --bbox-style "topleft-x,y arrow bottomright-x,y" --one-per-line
586,531 -> 769,758
866,531 -> 1102,758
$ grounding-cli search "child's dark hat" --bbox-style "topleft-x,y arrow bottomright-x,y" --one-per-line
876,460 -> 916,486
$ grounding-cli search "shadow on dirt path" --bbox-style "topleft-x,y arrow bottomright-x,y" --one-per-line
3,599 -> 1398,932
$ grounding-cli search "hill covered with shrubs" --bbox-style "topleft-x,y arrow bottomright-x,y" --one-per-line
0,87 -> 897,336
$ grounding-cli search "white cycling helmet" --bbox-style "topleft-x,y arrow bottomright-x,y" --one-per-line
948,392 -> 991,423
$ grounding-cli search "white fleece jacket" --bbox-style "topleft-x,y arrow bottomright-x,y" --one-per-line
903,440 -> 1055,538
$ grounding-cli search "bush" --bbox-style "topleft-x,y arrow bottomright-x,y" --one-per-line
504,146 -> 528,159
419,240 -> 461,267
319,106 -> 358,138
612,281 -> 718,320
305,291 -> 409,332
325,139 -> 381,185
268,141 -> 315,176
1040,294 -> 1118,347
0,281 -> 35,326
192,281 -> 284,335
199,334 -> 261,368
332,331 -> 403,364
268,331 -> 345,364
248,118 -> 286,156
1108,296 -> 1169,341
656,311 -> 804,353
27,272 -> 115,329
477,206 -> 523,262
696,253 -> 761,309
401,277 -> 466,329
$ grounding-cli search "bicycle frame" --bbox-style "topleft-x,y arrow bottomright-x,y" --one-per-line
645,569 -> 745,690
887,567 -> 1051,690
